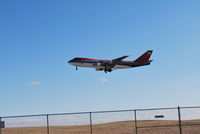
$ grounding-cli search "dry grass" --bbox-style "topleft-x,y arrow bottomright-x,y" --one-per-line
1,120 -> 200,134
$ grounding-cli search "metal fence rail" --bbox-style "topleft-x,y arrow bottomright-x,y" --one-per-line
0,106 -> 200,134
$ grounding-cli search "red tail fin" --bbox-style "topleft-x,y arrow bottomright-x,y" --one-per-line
135,50 -> 153,63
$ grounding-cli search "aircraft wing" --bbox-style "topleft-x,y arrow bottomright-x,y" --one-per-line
102,55 -> 129,68
112,55 -> 129,64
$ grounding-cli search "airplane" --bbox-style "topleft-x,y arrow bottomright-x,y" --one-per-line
68,50 -> 153,73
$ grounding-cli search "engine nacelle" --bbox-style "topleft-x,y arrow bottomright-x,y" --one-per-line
93,63 -> 104,71
93,63 -> 102,68
96,63 -> 101,67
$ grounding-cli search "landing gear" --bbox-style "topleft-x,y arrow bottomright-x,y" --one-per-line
104,69 -> 107,73
104,66 -> 108,73
76,66 -> 78,70
104,68 -> 112,73
108,69 -> 112,72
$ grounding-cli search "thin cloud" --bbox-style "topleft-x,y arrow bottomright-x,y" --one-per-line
30,81 -> 41,86
99,78 -> 109,83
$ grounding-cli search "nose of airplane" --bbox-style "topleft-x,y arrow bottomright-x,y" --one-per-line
68,58 -> 75,65
68,60 -> 73,65
68,58 -> 79,65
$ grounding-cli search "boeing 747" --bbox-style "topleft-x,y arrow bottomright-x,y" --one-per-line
68,50 -> 153,73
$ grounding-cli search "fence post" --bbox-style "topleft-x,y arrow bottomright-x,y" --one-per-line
89,112 -> 93,134
178,106 -> 182,134
0,117 -> 1,134
46,114 -> 50,134
134,110 -> 138,134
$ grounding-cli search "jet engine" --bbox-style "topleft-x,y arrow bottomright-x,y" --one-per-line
93,63 -> 102,67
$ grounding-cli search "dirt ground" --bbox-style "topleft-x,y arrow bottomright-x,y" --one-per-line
1,120 -> 200,134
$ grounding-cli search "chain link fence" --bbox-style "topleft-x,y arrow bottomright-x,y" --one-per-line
1,106 -> 200,134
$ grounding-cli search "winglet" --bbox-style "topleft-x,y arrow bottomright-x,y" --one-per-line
135,50 -> 153,63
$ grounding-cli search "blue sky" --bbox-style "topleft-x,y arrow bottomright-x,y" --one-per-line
0,0 -> 200,116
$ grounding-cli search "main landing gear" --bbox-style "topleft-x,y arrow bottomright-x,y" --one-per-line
104,68 -> 112,73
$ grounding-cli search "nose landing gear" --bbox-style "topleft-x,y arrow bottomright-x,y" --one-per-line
76,66 -> 78,70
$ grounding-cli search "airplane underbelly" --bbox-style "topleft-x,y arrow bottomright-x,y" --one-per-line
113,65 -> 130,69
